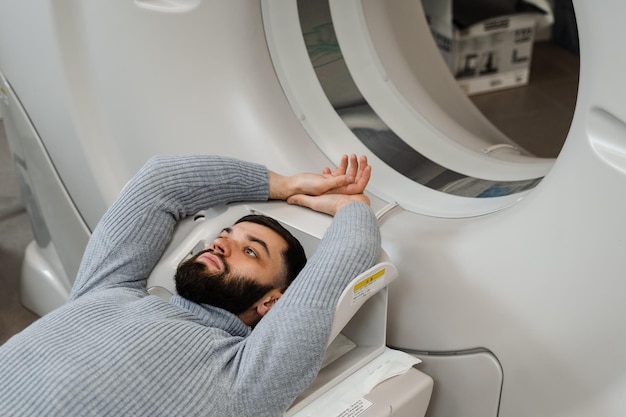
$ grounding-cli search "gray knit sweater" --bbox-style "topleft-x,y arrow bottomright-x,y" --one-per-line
0,155 -> 381,417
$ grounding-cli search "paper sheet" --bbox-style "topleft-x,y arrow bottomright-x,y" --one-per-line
290,348 -> 421,417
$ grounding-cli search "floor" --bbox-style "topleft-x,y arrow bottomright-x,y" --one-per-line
0,41 -> 579,345
470,42 -> 580,158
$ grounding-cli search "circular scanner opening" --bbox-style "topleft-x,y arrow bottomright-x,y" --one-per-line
263,0 -> 579,216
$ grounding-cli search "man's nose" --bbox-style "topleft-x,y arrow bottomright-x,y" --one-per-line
210,237 -> 230,256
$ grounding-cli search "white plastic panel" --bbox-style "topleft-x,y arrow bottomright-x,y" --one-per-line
588,107 -> 626,174
20,242 -> 71,316
410,351 -> 502,417
0,73 -> 89,290
134,0 -> 201,13
0,0 -> 331,231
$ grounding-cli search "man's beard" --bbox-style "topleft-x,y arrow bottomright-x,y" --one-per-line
174,249 -> 274,315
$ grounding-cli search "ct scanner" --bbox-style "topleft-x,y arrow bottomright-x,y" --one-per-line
0,0 -> 623,416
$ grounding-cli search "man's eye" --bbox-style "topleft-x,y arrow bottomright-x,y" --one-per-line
245,248 -> 257,258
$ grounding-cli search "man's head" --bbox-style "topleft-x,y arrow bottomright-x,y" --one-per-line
174,214 -> 306,325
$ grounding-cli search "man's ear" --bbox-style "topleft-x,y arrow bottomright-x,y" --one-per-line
255,288 -> 283,318
238,289 -> 283,327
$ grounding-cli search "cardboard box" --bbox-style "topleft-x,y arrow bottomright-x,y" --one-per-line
423,0 -> 541,95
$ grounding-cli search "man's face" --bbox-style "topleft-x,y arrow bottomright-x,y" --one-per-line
174,222 -> 288,315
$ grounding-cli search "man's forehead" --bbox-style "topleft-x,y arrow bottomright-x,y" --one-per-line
228,222 -> 287,246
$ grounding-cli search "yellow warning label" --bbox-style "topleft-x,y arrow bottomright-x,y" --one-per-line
353,269 -> 385,292
352,268 -> 385,305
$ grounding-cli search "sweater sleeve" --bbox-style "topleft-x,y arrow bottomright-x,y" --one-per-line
227,202 -> 381,416
69,155 -> 269,300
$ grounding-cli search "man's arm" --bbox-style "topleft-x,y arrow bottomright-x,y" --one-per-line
69,154 -> 365,300
226,156 -> 378,415
230,201 -> 380,416
69,155 -> 270,300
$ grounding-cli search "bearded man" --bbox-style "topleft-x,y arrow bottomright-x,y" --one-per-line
0,153 -> 379,417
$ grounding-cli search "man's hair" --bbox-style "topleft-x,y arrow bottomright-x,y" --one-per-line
235,214 -> 307,290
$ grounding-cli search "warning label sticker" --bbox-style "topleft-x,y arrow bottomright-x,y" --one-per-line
337,398 -> 374,417
352,269 -> 385,305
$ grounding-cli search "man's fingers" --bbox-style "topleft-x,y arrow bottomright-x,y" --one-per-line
331,154 -> 349,176
353,155 -> 368,182
357,163 -> 371,186
343,165 -> 371,194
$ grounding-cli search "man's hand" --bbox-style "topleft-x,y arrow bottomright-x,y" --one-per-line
269,154 -> 371,216
321,154 -> 371,196
268,154 -> 370,200
286,192 -> 370,217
